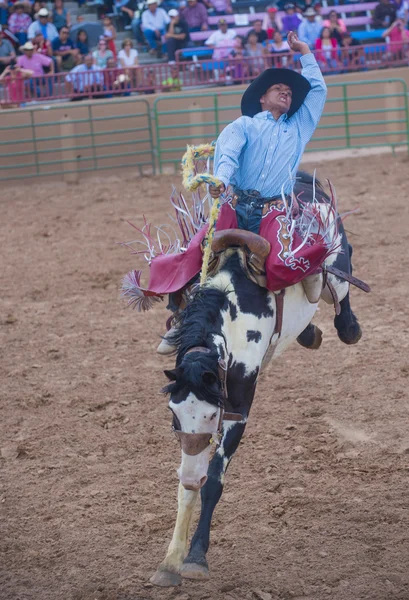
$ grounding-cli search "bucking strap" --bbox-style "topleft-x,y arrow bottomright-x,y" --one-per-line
325,265 -> 371,293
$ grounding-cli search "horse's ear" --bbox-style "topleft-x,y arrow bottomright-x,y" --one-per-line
202,371 -> 218,387
164,368 -> 180,382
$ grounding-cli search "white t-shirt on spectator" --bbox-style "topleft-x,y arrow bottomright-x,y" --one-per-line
118,48 -> 138,66
205,29 -> 237,46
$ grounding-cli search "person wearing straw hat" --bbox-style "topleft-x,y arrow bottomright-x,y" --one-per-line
298,6 -> 322,48
27,8 -> 59,41
141,0 -> 170,55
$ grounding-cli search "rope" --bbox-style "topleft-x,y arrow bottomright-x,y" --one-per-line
181,142 -> 223,285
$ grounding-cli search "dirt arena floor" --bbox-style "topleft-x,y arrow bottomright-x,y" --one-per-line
1,152 -> 409,600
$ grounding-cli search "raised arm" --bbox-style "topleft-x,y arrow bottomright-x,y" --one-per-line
287,31 -> 327,146
212,117 -> 248,195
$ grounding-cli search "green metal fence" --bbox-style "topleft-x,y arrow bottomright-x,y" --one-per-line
0,97 -> 155,182
0,78 -> 408,182
154,78 -> 409,172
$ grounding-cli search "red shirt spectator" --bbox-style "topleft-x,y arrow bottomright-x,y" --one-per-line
315,27 -> 338,63
382,18 -> 409,53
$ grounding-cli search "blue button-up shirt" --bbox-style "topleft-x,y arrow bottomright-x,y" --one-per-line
214,53 -> 326,197
298,20 -> 323,49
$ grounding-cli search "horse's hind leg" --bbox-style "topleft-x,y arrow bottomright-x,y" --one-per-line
333,245 -> 362,345
334,291 -> 362,345
150,484 -> 198,587
180,421 -> 246,580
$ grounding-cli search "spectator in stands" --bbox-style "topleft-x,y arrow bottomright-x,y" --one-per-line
115,0 -> 137,31
205,18 -> 236,48
92,37 -> 114,68
0,62 -> 32,106
382,18 -> 409,57
323,10 -> 346,45
245,30 -> 265,76
373,0 -> 397,28
118,37 -> 138,67
340,32 -> 363,69
247,19 -> 268,44
165,9 -> 190,61
75,28 -> 89,56
17,40 -> 54,74
141,0 -> 170,55
33,32 -> 53,59
0,25 -> 16,74
162,63 -> 182,91
181,0 -> 208,33
51,0 -> 71,31
52,25 -> 79,71
203,0 -> 233,15
8,3 -> 32,45
27,8 -> 58,41
281,3 -> 302,35
298,7 -> 322,48
103,16 -> 117,60
65,53 -> 103,98
268,29 -> 292,67
396,0 -> 408,23
262,7 -> 283,40
315,26 -> 338,69
268,29 -> 290,53
313,3 -> 323,24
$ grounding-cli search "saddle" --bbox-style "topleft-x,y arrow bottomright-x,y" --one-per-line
208,229 -> 370,309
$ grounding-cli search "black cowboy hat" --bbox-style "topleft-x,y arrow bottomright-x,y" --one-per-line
241,68 -> 311,118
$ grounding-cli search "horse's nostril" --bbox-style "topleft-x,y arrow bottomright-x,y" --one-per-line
199,475 -> 208,488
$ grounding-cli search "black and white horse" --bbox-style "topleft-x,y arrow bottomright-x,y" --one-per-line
150,173 -> 361,586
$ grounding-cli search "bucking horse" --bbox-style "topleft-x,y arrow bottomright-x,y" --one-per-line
122,161 -> 369,587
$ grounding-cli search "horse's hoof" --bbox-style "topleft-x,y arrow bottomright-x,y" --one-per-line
150,567 -> 182,587
297,324 -> 323,350
180,562 -> 210,580
337,322 -> 362,345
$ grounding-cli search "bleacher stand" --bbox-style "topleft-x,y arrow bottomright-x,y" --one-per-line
0,0 -> 408,107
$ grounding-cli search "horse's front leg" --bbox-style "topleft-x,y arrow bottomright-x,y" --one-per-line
150,483 -> 199,587
180,421 -> 246,580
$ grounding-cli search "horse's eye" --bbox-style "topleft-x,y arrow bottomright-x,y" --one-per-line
211,412 -> 217,420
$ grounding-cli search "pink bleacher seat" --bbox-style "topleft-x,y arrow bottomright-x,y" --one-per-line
191,25 -> 253,42
320,2 -> 377,14
207,12 -> 266,26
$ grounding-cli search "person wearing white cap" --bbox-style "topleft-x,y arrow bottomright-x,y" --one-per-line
298,6 -> 322,48
165,9 -> 190,61
27,8 -> 59,41
141,0 -> 170,54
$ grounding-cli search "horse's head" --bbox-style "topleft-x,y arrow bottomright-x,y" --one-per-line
163,349 -> 224,492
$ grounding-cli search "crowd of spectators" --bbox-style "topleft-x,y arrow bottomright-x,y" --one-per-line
0,0 -> 408,105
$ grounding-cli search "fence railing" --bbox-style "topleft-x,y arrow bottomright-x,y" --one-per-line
1,42 -> 409,106
0,97 -> 154,181
154,78 -> 409,171
0,77 -> 408,183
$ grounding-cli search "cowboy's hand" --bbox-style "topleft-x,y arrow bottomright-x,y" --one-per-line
287,31 -> 310,55
209,182 -> 225,198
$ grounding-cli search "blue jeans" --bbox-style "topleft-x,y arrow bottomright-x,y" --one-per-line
15,32 -> 28,45
143,27 -> 165,49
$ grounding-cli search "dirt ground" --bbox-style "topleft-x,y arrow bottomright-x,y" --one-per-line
1,152 -> 409,600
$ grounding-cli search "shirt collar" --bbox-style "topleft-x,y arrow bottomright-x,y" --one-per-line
255,110 -> 288,122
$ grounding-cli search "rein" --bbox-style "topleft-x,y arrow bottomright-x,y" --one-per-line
172,346 -> 243,456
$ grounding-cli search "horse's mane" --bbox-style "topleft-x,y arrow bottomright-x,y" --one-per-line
162,282 -> 231,406
172,286 -> 228,363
